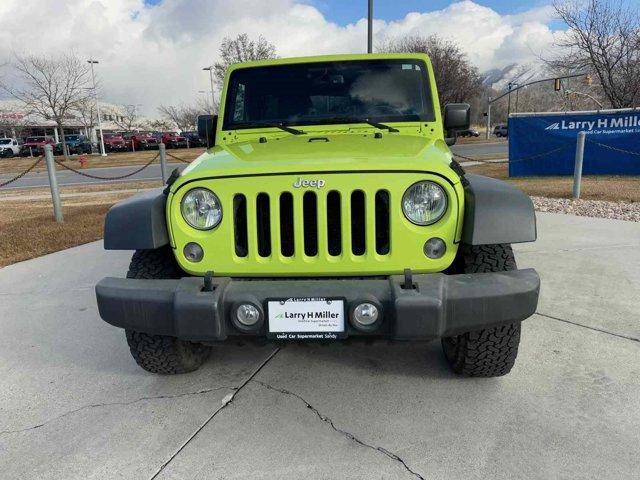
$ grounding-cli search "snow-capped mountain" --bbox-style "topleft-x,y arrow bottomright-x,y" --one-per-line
482,63 -> 543,92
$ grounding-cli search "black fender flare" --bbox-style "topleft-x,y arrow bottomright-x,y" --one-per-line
461,173 -> 537,245
104,188 -> 169,250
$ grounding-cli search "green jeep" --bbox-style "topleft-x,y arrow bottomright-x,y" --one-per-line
96,54 -> 539,377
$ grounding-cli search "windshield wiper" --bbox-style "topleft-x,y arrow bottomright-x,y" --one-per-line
313,117 -> 399,133
264,122 -> 306,135
234,122 -> 306,135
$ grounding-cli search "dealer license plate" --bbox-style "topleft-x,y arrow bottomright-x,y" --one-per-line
267,297 -> 346,340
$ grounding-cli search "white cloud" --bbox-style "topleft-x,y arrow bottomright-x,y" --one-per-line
0,0 -> 562,116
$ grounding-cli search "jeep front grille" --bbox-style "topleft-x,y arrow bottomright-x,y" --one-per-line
232,190 -> 390,259
169,172 -> 460,276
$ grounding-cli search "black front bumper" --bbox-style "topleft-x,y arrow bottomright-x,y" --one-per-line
95,269 -> 539,342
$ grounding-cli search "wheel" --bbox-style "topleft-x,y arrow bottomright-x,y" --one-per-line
125,330 -> 211,375
441,244 -> 521,377
124,247 -> 211,374
4,149 -> 13,158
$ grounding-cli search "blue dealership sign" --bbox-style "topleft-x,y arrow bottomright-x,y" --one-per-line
509,110 -> 640,176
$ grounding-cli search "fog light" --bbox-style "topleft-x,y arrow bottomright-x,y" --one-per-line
183,242 -> 204,262
353,303 -> 379,327
236,304 -> 260,326
424,237 -> 446,259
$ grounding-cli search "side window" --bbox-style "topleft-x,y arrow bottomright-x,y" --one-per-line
233,83 -> 246,122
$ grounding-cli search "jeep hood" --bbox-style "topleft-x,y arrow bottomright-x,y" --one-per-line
174,134 -> 458,190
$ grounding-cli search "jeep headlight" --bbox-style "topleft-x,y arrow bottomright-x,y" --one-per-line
402,181 -> 447,226
181,188 -> 222,230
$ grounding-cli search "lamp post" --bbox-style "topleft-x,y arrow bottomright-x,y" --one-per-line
202,66 -> 216,114
87,59 -> 107,156
368,0 -> 373,53
484,72 -> 589,140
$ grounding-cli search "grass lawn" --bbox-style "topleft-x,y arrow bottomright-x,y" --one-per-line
0,181 -> 158,267
465,163 -> 640,203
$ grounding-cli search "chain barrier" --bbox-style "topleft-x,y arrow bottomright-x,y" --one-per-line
53,153 -> 160,180
0,156 -> 44,188
165,152 -> 192,164
452,152 -> 490,163
584,138 -> 640,158
453,144 -> 572,166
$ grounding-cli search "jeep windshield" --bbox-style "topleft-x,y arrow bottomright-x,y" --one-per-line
223,59 -> 435,131
0,139 -> 11,144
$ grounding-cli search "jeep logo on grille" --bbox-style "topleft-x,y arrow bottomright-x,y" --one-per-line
293,178 -> 325,189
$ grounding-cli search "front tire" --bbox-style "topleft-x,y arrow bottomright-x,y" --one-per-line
124,247 -> 211,374
442,244 -> 522,377
125,330 -> 211,375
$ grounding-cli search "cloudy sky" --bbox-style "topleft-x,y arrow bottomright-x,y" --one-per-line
0,0 -> 632,116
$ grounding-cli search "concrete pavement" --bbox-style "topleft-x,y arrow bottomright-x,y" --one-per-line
0,142 -> 507,190
0,212 -> 638,479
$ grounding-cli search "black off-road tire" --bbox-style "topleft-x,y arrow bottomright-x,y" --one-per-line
125,330 -> 211,375
124,247 -> 211,374
442,244 -> 522,377
126,246 -> 184,280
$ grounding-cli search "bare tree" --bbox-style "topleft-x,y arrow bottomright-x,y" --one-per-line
147,118 -> 173,131
213,33 -> 277,88
107,104 -> 143,133
74,97 -> 97,139
0,53 -> 91,159
158,104 -> 201,131
379,35 -> 483,107
549,0 -> 640,108
196,94 -> 218,115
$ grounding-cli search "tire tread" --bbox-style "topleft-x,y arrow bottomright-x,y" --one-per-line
442,243 -> 522,377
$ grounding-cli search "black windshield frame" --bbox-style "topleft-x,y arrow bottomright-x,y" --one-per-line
222,59 -> 435,131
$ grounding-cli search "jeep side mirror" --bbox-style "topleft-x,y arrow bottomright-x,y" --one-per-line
197,114 -> 218,148
443,103 -> 470,146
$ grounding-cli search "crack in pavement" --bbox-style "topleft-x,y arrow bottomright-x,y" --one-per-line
536,311 -> 640,343
148,347 -> 281,480
254,380 -> 425,480
0,386 -> 236,436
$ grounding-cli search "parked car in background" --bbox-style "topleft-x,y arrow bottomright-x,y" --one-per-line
493,124 -> 508,137
0,138 -> 21,158
20,136 -> 56,156
459,128 -> 480,138
55,134 -> 93,155
181,131 -> 204,147
160,132 -> 188,149
103,133 -> 128,152
131,133 -> 159,150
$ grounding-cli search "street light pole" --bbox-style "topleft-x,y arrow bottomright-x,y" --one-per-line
485,99 -> 492,140
202,66 -> 216,114
367,0 -> 373,53
87,60 -> 107,157
485,72 -> 588,140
